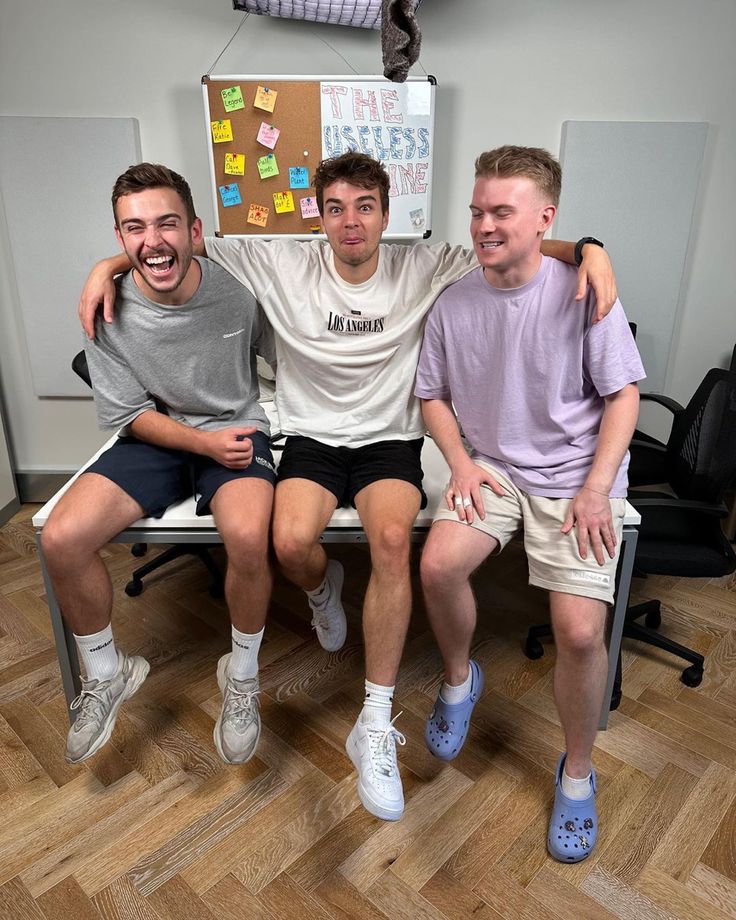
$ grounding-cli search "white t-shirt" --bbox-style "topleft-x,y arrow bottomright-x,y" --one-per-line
206,237 -> 476,447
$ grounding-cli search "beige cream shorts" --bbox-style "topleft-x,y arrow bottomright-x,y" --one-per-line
433,459 -> 625,605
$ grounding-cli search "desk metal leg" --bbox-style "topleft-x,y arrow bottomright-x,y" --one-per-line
35,532 -> 81,721
598,525 -> 638,730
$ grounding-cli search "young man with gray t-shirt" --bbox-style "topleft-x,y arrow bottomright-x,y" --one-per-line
41,164 -> 276,768
415,146 -> 644,862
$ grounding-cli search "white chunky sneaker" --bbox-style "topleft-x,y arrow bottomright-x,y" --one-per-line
346,713 -> 406,821
309,559 -> 347,652
214,653 -> 261,764
65,651 -> 150,763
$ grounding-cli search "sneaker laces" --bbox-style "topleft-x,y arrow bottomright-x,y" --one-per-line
223,681 -> 260,724
70,678 -> 108,726
366,712 -> 406,778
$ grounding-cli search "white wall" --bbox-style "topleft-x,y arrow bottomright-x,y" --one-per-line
1,0 -> 734,471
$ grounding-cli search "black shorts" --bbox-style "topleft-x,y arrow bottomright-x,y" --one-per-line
86,431 -> 276,518
277,435 -> 427,508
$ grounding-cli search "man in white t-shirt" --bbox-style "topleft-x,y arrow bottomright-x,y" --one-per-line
79,152 -> 617,823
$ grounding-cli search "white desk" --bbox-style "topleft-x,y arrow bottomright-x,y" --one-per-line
33,417 -> 639,731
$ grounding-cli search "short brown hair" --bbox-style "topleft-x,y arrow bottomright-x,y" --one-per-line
313,152 -> 390,215
112,163 -> 197,227
474,145 -> 561,205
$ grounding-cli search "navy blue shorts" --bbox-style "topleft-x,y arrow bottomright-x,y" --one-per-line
277,436 -> 426,508
86,430 -> 276,518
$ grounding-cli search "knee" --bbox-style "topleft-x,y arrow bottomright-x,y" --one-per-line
370,521 -> 411,571
222,523 -> 269,568
40,511 -> 85,568
553,617 -> 605,657
273,526 -> 314,571
420,542 -> 449,591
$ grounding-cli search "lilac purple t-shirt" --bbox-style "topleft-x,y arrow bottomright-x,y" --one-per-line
415,257 -> 646,498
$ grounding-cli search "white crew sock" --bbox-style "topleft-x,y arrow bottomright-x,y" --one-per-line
229,625 -> 264,680
561,767 -> 593,801
439,666 -> 473,705
306,571 -> 331,607
361,680 -> 394,727
74,624 -> 118,682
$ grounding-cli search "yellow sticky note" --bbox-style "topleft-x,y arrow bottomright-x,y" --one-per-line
247,203 -> 270,228
224,153 -> 245,176
254,85 -> 277,113
272,191 -> 295,214
221,85 -> 245,112
211,119 -> 234,143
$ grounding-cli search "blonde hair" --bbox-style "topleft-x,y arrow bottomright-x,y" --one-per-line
474,145 -> 561,205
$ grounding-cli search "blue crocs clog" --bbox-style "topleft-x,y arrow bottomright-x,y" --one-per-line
425,659 -> 484,761
547,754 -> 598,862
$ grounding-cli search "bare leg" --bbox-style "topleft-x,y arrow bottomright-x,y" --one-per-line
209,478 -> 274,633
272,478 -> 337,591
353,479 -> 421,686
420,520 -> 498,684
41,473 -> 145,635
549,592 -> 608,778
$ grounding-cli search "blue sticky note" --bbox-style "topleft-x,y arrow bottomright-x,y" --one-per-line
289,167 -> 309,189
219,183 -> 242,208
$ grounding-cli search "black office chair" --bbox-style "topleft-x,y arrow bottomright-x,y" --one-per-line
72,350 -> 224,598
525,367 -> 736,704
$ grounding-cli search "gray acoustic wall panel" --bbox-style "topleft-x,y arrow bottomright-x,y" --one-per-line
0,116 -> 140,396
556,120 -> 707,392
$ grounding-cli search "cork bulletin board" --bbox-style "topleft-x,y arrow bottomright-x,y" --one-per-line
202,75 -> 436,239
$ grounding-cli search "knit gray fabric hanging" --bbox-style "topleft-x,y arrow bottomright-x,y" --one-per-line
381,0 -> 422,82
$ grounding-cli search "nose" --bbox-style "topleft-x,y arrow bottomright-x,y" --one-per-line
144,224 -> 164,248
343,207 -> 359,227
478,212 -> 496,234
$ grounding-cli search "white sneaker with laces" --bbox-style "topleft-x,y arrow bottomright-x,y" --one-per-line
309,559 -> 347,652
214,653 -> 261,764
346,713 -> 406,821
65,651 -> 149,763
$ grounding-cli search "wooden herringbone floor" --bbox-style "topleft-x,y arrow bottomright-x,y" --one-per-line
1,504 -> 735,919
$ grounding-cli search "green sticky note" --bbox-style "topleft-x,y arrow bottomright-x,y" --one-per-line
221,85 -> 245,112
257,154 -> 279,179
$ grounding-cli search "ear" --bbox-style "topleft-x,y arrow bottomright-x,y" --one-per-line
191,217 -> 203,245
539,204 -> 556,232
381,208 -> 389,232
114,224 -> 125,250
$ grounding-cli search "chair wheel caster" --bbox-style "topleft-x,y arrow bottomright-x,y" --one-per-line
524,638 -> 544,660
125,579 -> 143,597
645,610 -> 662,629
681,665 -> 703,687
131,543 -> 147,558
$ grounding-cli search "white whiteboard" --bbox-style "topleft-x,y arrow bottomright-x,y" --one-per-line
0,116 -> 140,397
556,120 -> 708,392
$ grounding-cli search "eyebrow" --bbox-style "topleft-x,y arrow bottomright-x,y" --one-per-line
324,194 -> 378,207
120,212 -> 182,227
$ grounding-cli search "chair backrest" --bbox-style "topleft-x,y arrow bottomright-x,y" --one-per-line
667,368 -> 736,503
72,350 -> 92,389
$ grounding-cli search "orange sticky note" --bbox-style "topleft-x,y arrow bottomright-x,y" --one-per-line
254,85 -> 277,113
247,203 -> 270,228
211,119 -> 233,143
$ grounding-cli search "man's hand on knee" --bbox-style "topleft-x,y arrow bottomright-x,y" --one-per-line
446,458 -> 504,525
561,488 -> 617,566
201,427 -> 257,469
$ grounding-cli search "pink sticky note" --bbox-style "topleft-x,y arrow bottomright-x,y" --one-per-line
300,196 -> 320,220
256,122 -> 280,150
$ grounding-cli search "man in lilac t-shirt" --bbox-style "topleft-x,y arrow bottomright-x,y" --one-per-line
415,145 -> 645,863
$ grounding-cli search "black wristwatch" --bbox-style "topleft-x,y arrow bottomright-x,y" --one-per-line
574,237 -> 604,266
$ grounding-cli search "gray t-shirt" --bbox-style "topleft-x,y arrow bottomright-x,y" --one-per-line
84,257 -> 275,436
